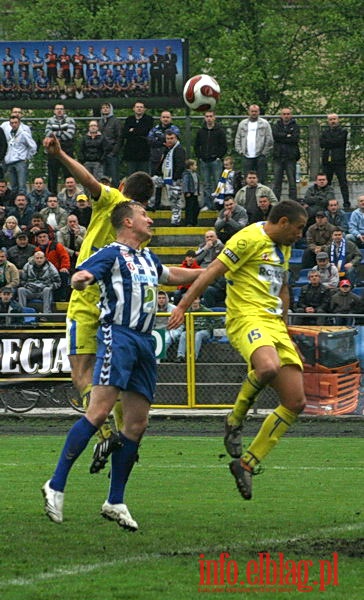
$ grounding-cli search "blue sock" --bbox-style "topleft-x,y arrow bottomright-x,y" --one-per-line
108,432 -> 139,505
50,416 -> 98,492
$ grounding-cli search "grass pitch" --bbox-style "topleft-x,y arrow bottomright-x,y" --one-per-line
0,434 -> 363,599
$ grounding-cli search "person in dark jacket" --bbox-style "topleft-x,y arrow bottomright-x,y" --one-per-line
152,130 -> 186,225
122,101 -> 153,175
330,279 -> 362,325
194,111 -> 227,210
0,126 -> 7,179
0,286 -> 23,327
320,113 -> 350,210
147,111 -> 180,210
99,103 -> 122,187
295,270 -> 331,324
272,108 -> 300,200
79,120 -> 107,181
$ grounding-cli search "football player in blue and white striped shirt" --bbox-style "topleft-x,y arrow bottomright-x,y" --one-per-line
43,201 -> 203,530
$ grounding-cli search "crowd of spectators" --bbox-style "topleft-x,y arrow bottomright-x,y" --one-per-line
0,101 -> 363,329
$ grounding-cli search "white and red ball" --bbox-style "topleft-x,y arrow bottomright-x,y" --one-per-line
183,74 -> 220,112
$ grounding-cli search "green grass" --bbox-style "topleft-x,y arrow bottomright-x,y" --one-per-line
0,435 -> 363,600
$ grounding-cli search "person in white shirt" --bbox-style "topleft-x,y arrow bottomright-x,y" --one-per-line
3,115 -> 37,195
235,104 -> 273,184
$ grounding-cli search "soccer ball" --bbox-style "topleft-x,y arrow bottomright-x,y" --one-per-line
183,74 -> 220,112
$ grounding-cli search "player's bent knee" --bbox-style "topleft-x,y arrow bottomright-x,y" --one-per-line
258,363 -> 281,384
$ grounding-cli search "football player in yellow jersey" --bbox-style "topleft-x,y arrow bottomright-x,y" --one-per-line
169,200 -> 308,500
43,134 -> 154,473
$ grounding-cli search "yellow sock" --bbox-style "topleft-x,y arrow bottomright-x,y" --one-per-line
81,384 -> 113,441
228,370 -> 263,426
113,399 -> 124,431
242,405 -> 298,468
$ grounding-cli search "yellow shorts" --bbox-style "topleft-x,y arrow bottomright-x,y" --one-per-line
66,286 -> 100,356
227,316 -> 302,371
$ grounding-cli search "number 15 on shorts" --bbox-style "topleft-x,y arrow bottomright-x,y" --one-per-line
248,329 -> 262,344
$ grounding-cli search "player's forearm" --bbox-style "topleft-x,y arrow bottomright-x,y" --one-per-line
167,266 -> 203,286
56,149 -> 101,198
177,260 -> 226,312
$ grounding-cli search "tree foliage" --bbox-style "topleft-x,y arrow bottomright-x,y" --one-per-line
6,0 -> 363,114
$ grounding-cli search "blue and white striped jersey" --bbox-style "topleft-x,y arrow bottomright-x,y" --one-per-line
77,242 -> 169,334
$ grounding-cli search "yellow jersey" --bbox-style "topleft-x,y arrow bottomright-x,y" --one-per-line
218,221 -> 291,319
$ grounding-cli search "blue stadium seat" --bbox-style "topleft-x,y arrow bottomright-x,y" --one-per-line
291,286 -> 302,304
289,248 -> 304,264
352,287 -> 364,297
294,268 -> 311,286
360,249 -> 364,263
22,306 -> 37,324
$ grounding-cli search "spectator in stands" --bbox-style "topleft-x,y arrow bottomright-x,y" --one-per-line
194,230 -> 224,268
235,171 -> 277,224
194,110 -> 227,210
173,250 -> 201,305
0,286 -> 23,327
176,297 -> 214,362
347,195 -> 364,248
214,196 -> 248,244
26,213 -> 55,244
7,194 -> 34,231
303,173 -> 335,226
27,177 -> 51,212
79,120 -> 107,181
328,227 -> 361,286
7,232 -> 35,275
99,103 -> 122,187
182,159 -> 200,226
152,130 -> 186,225
57,214 -> 86,273
18,250 -> 61,319
0,127 -> 7,179
40,195 -> 68,233
155,290 -> 184,361
148,111 -> 180,210
45,104 -> 76,194
3,115 -> 37,195
320,113 -> 350,210
249,195 -> 274,223
294,270 -> 331,325
0,248 -> 20,290
272,107 -> 300,201
70,193 -> 92,228
302,211 -> 336,268
0,179 -> 15,211
203,276 -> 227,308
122,101 -> 153,175
325,198 -> 349,233
35,230 -> 71,301
234,104 -> 273,184
0,215 -> 22,249
312,252 -> 339,289
330,279 -> 362,325
212,156 -> 236,210
57,176 -> 84,212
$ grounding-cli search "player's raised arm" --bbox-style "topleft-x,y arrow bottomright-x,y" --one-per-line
168,258 -> 227,329
43,134 -> 102,199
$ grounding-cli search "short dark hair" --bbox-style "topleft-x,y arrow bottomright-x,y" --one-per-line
111,201 -> 144,230
123,172 -> 154,205
269,200 -> 307,224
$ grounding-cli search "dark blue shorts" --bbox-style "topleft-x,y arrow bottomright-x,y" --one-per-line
93,324 -> 157,404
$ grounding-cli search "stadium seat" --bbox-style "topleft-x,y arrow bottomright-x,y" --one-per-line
294,268 -> 311,286
291,286 -> 302,304
360,249 -> 364,263
22,306 -> 37,324
289,248 -> 304,264
352,287 -> 364,297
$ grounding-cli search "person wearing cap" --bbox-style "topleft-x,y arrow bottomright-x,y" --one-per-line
330,279 -> 362,325
0,286 -> 23,327
7,231 -> 36,274
312,252 -> 339,289
328,227 -> 361,286
301,211 -> 336,268
70,194 -> 92,228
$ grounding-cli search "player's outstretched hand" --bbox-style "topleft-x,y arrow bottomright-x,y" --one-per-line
168,306 -> 185,329
71,270 -> 94,290
43,134 -> 61,156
